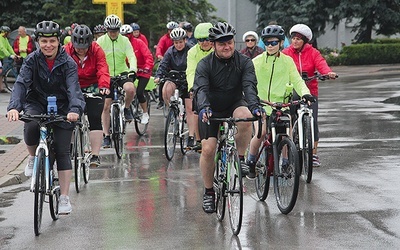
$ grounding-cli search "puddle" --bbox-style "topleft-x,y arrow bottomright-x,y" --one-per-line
0,137 -> 21,145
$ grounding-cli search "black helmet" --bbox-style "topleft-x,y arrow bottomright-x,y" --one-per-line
130,23 -> 140,31
208,22 -> 236,42
93,24 -> 107,34
261,25 -> 285,41
72,24 -> 93,49
182,22 -> 193,32
35,20 -> 61,38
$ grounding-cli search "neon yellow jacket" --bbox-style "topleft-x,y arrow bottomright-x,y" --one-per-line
186,44 -> 213,90
252,52 -> 310,115
96,33 -> 137,76
0,35 -> 15,59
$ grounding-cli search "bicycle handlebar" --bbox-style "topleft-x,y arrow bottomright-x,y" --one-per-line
209,116 -> 262,139
302,72 -> 338,83
17,113 -> 69,125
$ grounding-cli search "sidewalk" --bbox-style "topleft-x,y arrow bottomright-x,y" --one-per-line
0,63 -> 400,188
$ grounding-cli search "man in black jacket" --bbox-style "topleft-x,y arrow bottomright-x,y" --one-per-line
193,22 -> 263,213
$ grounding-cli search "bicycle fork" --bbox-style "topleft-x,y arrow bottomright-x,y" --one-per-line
296,108 -> 315,150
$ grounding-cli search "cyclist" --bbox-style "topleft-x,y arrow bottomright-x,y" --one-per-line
155,21 -> 179,109
186,22 -> 214,148
93,24 -> 107,41
181,22 -> 197,47
247,24 -> 313,179
120,24 -> 154,124
282,23 -> 337,167
193,22 -> 262,213
96,14 -> 137,148
154,27 -> 191,116
65,24 -> 110,167
0,26 -> 19,93
240,30 -> 264,59
6,20 -> 85,214
130,23 -> 149,47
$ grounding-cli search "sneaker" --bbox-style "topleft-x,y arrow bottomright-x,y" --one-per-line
90,155 -> 101,167
240,159 -> 249,177
124,108 -> 133,122
313,154 -> 321,167
187,136 -> 195,148
156,101 -> 164,110
25,155 -> 35,177
192,141 -> 202,152
246,160 -> 256,180
59,195 -> 72,214
102,135 -> 111,148
140,112 -> 149,124
202,192 -> 215,214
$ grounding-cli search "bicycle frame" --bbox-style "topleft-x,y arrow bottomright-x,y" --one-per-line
110,82 -> 126,136
295,102 -> 315,150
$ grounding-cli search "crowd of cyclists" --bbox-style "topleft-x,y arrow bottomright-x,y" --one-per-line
3,14 -> 336,216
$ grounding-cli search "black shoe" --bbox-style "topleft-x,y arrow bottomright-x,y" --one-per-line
246,160 -> 256,180
102,136 -> 111,148
156,101 -> 164,110
192,141 -> 202,152
187,136 -> 195,148
240,160 -> 249,177
202,193 -> 215,214
90,155 -> 100,167
124,108 -> 133,122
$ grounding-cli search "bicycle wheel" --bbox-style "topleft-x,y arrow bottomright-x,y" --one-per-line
227,147 -> 243,235
82,120 -> 90,184
164,109 -> 178,160
179,112 -> 189,155
134,93 -> 150,136
255,147 -> 270,201
4,67 -> 15,92
214,152 -> 226,221
302,114 -> 313,183
73,127 -> 83,193
273,137 -> 300,214
49,184 -> 60,221
34,148 -> 46,236
112,105 -> 124,159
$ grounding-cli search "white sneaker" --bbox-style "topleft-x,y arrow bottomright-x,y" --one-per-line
24,156 -> 35,177
140,113 -> 149,124
59,195 -> 72,214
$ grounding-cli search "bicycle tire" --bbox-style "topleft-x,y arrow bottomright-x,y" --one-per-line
302,114 -> 313,183
134,93 -> 150,136
179,112 -> 189,155
214,152 -> 226,221
163,102 -> 168,118
34,148 -> 46,236
273,137 -> 300,214
164,109 -> 177,160
112,105 -> 124,159
49,185 -> 60,221
82,119 -> 90,184
255,147 -> 270,201
4,67 -> 15,92
227,147 -> 243,235
73,128 -> 83,193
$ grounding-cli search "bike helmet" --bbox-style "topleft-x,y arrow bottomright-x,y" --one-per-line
208,22 -> 236,42
242,31 -> 258,42
35,20 -> 61,38
166,21 -> 179,30
104,14 -> 122,30
0,26 -> 11,32
72,24 -> 93,49
261,25 -> 285,41
193,22 -> 213,39
182,22 -> 193,32
120,24 -> 133,35
289,24 -> 313,42
130,23 -> 140,31
170,27 -> 186,40
93,24 -> 107,34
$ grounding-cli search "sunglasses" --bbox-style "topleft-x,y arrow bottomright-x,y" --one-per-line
245,39 -> 256,42
264,40 -> 280,47
198,38 -> 210,42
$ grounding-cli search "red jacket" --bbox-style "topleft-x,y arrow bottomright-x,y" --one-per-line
136,33 -> 149,47
282,43 -> 332,97
128,35 -> 154,78
13,35 -> 35,56
155,33 -> 173,58
64,42 -> 110,89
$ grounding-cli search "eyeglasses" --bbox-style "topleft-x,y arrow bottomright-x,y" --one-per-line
245,39 -> 256,42
198,38 -> 210,42
264,40 -> 280,47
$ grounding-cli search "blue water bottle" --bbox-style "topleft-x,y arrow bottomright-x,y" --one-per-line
47,96 -> 57,115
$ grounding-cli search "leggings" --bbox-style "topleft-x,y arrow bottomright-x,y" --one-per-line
85,95 -> 105,131
136,76 -> 150,103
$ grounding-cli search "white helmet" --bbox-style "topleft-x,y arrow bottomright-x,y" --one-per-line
120,24 -> 133,35
104,14 -> 122,30
242,31 -> 258,42
289,24 -> 313,42
170,27 -> 186,40
166,21 -> 179,30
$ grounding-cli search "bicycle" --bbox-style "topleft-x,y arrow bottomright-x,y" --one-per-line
254,100 -> 300,214
18,107 -> 67,235
2,56 -> 22,92
211,116 -> 261,235
163,70 -> 190,160
131,69 -> 153,136
71,93 -> 100,192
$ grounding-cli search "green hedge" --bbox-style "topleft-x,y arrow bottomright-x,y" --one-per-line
325,43 -> 400,65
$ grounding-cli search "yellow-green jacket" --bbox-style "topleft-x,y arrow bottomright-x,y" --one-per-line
186,44 -> 213,90
0,35 -> 15,59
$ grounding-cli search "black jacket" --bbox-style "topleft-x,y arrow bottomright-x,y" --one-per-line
193,50 -> 259,113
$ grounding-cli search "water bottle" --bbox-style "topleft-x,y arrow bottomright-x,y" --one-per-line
47,96 -> 57,114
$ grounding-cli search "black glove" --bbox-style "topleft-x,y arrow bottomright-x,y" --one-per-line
302,94 -> 316,103
127,71 -> 137,81
251,106 -> 265,117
